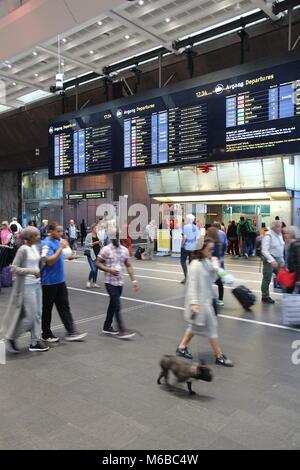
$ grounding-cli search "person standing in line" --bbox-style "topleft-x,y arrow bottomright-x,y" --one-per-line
176,237 -> 233,366
1,226 -> 49,353
85,223 -> 101,288
142,220 -> 156,261
227,220 -> 239,257
65,219 -> 79,258
40,219 -> 49,241
237,216 -> 254,258
41,222 -> 87,343
80,219 -> 87,247
261,220 -> 285,304
96,228 -> 139,339
180,214 -> 197,285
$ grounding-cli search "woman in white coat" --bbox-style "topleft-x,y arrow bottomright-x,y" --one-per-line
176,237 -> 234,367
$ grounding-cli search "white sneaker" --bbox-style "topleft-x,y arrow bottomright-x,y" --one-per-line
86,282 -> 91,288
65,332 -> 88,342
92,283 -> 101,288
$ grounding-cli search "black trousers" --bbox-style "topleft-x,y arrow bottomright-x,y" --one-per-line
215,277 -> 224,301
180,248 -> 193,279
228,239 -> 239,256
104,284 -> 125,332
42,282 -> 75,338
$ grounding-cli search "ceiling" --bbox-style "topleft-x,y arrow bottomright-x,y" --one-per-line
0,0 -> 291,113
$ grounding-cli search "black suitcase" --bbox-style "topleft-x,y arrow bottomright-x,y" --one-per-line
232,285 -> 256,311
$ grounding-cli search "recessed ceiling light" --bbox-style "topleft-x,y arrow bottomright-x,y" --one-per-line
165,18 -> 171,23
61,61 -> 65,66
34,73 -> 39,77
7,64 -> 12,69
12,82 -> 16,86
89,50 -> 94,55
97,21 -> 103,26
33,51 -> 38,56
125,34 -> 130,40
138,0 -> 144,5
62,38 -> 67,43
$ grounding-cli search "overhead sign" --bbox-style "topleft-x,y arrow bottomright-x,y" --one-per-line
66,191 -> 106,200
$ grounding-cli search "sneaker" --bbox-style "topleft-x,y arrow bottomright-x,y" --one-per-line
6,339 -> 20,354
42,334 -> 60,343
92,283 -> 101,288
102,327 -> 119,335
86,281 -> 91,288
29,342 -> 49,352
262,297 -> 275,304
176,346 -> 193,360
180,279 -> 186,285
216,300 -> 224,306
216,354 -> 234,367
116,331 -> 136,339
65,332 -> 88,342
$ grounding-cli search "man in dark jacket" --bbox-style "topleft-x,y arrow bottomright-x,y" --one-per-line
237,216 -> 254,258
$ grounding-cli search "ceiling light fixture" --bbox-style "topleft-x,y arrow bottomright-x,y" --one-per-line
33,51 -> 38,56
165,18 -> 171,23
97,21 -> 103,26
125,34 -> 130,40
138,0 -> 144,5
7,64 -> 12,69
89,50 -> 94,55
12,82 -> 16,86
62,38 -> 67,43
34,73 -> 39,77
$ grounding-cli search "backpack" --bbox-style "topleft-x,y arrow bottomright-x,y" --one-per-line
240,222 -> 250,237
134,246 -> 145,260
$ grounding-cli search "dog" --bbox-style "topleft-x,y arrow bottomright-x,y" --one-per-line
157,355 -> 213,395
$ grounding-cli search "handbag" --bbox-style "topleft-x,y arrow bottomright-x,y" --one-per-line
84,248 -> 91,257
275,267 -> 297,289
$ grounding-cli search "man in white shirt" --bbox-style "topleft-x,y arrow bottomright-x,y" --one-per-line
66,219 -> 79,257
261,220 -> 285,304
142,220 -> 157,261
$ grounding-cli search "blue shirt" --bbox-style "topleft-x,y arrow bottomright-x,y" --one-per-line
41,237 -> 65,286
182,224 -> 197,251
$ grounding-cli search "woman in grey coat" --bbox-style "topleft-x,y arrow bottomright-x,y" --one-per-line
85,223 -> 101,288
0,226 -> 49,353
176,237 -> 234,367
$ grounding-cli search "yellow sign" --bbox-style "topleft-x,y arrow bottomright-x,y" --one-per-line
157,229 -> 170,252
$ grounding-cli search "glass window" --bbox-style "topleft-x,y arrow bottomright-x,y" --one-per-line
22,169 -> 63,201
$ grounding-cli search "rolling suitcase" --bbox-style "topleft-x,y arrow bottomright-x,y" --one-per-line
232,285 -> 256,311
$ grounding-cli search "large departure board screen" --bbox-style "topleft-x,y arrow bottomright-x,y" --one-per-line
48,110 -> 114,178
49,55 -> 300,178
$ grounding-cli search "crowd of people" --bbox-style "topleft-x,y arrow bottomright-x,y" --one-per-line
0,213 -> 300,364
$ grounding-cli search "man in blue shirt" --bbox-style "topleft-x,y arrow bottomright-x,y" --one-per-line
41,222 -> 87,342
180,214 -> 197,284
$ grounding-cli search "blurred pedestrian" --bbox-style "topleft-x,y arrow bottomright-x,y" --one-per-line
1,226 -> 49,353
85,223 -> 101,288
261,221 -> 284,304
176,237 -> 233,367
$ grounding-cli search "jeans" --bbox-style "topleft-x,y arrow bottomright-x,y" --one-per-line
42,282 -> 75,338
180,248 -> 193,279
104,284 -> 125,332
13,282 -> 42,346
242,237 -> 252,256
261,257 -> 284,298
87,257 -> 98,283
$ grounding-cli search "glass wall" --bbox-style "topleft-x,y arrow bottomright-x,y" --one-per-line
22,169 -> 63,227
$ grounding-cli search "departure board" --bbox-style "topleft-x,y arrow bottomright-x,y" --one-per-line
49,55 -> 300,178
49,111 -> 113,178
